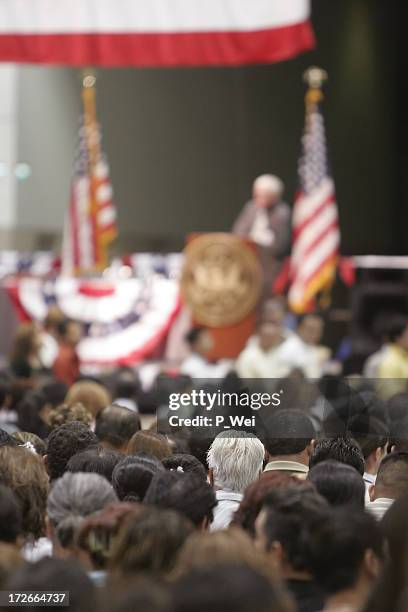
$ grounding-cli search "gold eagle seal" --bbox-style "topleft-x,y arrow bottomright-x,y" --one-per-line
181,233 -> 262,327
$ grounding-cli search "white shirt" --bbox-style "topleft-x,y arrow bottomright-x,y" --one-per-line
235,341 -> 288,379
363,472 -> 376,505
210,490 -> 243,532
249,209 -> 275,247
277,334 -> 326,378
366,497 -> 393,521
180,353 -> 231,379
39,332 -> 59,369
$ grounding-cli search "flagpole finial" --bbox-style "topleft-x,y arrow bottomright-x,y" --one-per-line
82,70 -> 96,89
303,66 -> 328,90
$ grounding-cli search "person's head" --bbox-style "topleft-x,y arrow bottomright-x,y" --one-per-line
162,453 -> 207,482
297,314 -> 324,346
309,437 -> 365,475
260,297 -> 287,326
0,484 -> 22,544
307,460 -> 365,508
387,315 -> 408,351
127,430 -> 172,460
263,410 -> 315,466
0,446 -> 48,540
43,306 -> 65,335
66,448 -> 121,482
234,472 -> 312,536
47,472 -> 118,555
309,509 -> 383,600
255,486 -> 329,578
0,428 -> 18,448
46,402 -> 93,430
349,415 -> 388,474
171,564 -> 292,612
95,404 -> 141,451
389,416 -> 408,453
6,557 -> 96,612
112,453 -> 164,502
112,368 -> 140,400
65,380 -> 111,420
10,323 -> 41,361
370,452 -> 408,501
110,508 -> 193,578
257,321 -> 283,352
252,174 -> 284,209
387,392 -> 408,424
57,319 -> 83,347
145,471 -> 216,529
16,389 -> 48,438
40,380 -> 69,409
207,431 -> 264,493
185,327 -> 213,357
45,421 -> 98,481
11,432 -> 46,456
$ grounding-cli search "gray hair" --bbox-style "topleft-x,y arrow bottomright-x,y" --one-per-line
47,472 -> 118,547
207,431 -> 264,493
253,174 -> 284,197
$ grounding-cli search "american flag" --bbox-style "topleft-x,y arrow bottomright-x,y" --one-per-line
288,87 -> 340,313
62,82 -> 117,275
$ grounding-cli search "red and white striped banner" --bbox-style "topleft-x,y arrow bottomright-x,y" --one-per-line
0,0 -> 314,67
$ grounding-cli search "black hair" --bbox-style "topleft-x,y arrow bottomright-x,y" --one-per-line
162,453 -> 207,482
0,429 -> 18,448
389,417 -> 408,452
145,471 -> 217,527
112,453 -> 164,502
0,372 -> 12,407
348,415 -> 388,460
95,404 -> 141,449
170,564 -> 291,612
185,327 -> 206,346
187,436 -> 212,470
374,451 -> 408,498
309,508 -> 384,595
307,460 -> 365,508
16,390 -> 49,439
112,368 -> 140,400
39,380 -> 68,408
261,486 -> 329,573
0,484 -> 22,543
6,557 -> 96,612
46,421 -> 98,481
387,393 -> 408,424
56,318 -> 77,339
66,448 -> 122,482
309,437 -> 365,475
386,316 -> 408,344
262,410 -> 315,457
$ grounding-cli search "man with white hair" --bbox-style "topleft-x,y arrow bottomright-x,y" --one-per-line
207,430 -> 264,531
233,174 -> 291,300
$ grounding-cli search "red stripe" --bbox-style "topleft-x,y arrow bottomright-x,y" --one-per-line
293,193 -> 336,240
0,22 -> 315,66
292,220 -> 339,269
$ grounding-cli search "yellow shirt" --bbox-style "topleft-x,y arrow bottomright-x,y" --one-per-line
377,344 -> 408,399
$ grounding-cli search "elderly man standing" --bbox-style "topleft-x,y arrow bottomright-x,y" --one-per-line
233,174 -> 291,300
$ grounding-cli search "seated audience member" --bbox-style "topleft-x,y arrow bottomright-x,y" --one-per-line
6,557 -> 96,612
16,389 -> 49,438
0,446 -> 49,561
309,509 -> 384,612
207,431 -> 265,531
307,460 -> 365,508
9,323 -> 42,380
0,484 -> 22,545
255,486 -> 329,612
348,415 -> 388,500
367,452 -> 408,520
45,421 -> 98,481
309,437 -> 365,476
234,472 -> 309,536
65,380 -> 111,421
67,448 -> 121,482
95,404 -> 141,452
162,453 -> 207,482
377,316 -> 408,399
112,453 -> 164,501
109,508 -> 192,578
53,319 -> 83,386
127,430 -> 172,460
180,327 -> 231,379
112,368 -> 140,413
278,313 -> 329,378
263,410 -> 315,478
46,402 -> 92,430
145,471 -> 216,529
39,306 -> 65,370
235,320 -> 287,379
47,472 -> 118,558
11,432 -> 46,456
170,564 -> 293,612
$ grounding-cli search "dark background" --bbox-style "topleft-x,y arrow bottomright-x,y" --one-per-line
17,0 -> 406,256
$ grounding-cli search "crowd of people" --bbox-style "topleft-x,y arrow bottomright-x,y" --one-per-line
0,302 -> 407,612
